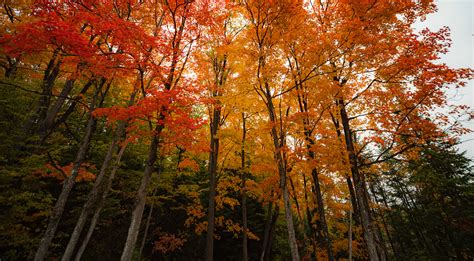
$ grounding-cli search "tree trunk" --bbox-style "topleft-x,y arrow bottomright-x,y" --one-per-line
62,91 -> 137,260
310,168 -> 334,261
74,141 -> 129,261
266,93 -> 299,260
260,202 -> 273,261
120,124 -> 162,261
40,78 -> 75,143
369,184 -> 396,258
34,81 -> 105,261
348,197 -> 353,261
241,113 -> 248,261
293,76 -> 334,260
264,204 -> 279,261
338,97 -> 380,261
138,186 -> 159,260
24,50 -> 61,136
303,173 -> 318,261
205,106 -> 221,261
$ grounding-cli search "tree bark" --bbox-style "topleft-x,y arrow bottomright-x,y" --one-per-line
61,91 -> 137,261
265,93 -> 300,260
294,79 -> 334,260
260,203 -> 279,261
260,202 -> 273,261
74,141 -> 129,261
348,197 -> 353,261
303,173 -> 318,261
40,79 -> 75,142
120,125 -> 162,261
138,186 -> 159,260
264,204 -> 279,261
241,113 -> 248,261
310,168 -> 334,261
205,106 -> 221,261
24,50 -> 61,136
338,96 -> 380,261
34,80 -> 106,261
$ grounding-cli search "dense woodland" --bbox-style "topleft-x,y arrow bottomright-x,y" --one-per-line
0,1 -> 473,260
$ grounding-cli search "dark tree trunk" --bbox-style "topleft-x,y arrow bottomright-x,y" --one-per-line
205,106 -> 221,261
338,96 -> 381,261
39,79 -> 75,144
24,50 -> 61,136
264,204 -> 279,261
294,79 -> 334,260
241,113 -> 248,261
260,202 -> 274,261
303,173 -> 318,261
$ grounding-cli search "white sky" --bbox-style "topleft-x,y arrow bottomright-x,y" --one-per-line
414,0 -> 474,159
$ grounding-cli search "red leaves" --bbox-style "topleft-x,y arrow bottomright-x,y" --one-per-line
36,163 -> 96,182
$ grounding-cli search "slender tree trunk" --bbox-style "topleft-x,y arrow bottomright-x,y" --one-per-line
205,53 -> 227,261
264,205 -> 279,261
264,91 -> 299,261
138,186 -> 159,260
377,183 -> 405,259
74,141 -> 129,261
293,78 -> 334,260
310,168 -> 334,261
370,184 -> 396,258
205,107 -> 221,261
346,177 -> 361,225
34,81 -> 105,261
62,91 -> 137,261
348,198 -> 353,261
120,124 -> 162,261
338,96 -> 380,261
49,80 -> 93,137
24,50 -> 61,136
40,79 -> 75,142
303,173 -> 318,261
260,202 -> 273,261
241,113 -> 248,261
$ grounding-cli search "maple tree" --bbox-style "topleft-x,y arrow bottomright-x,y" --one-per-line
0,0 -> 473,260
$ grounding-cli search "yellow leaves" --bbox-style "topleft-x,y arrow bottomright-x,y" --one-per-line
215,195 -> 240,210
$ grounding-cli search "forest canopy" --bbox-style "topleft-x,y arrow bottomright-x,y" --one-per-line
0,1 -> 473,260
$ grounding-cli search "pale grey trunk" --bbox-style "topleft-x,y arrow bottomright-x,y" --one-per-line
62,91 -> 136,261
120,129 -> 161,261
138,186 -> 159,260
34,98 -> 98,261
265,93 -> 299,261
74,142 -> 129,261
34,79 -> 109,261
